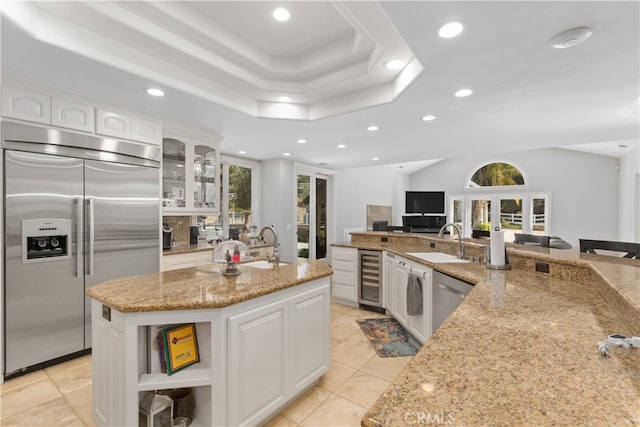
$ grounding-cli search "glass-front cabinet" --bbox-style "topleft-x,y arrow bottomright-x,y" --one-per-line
162,128 -> 221,214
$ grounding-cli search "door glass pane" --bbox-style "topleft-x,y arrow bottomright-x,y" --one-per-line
532,197 -> 547,235
452,198 -> 463,233
193,145 -> 216,209
162,138 -> 186,208
228,165 -> 252,239
500,198 -> 522,242
471,199 -> 492,232
297,175 -> 310,258
315,178 -> 327,259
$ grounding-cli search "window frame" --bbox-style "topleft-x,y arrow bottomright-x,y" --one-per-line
219,155 -> 261,239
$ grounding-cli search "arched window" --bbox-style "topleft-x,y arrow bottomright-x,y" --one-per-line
467,161 -> 526,188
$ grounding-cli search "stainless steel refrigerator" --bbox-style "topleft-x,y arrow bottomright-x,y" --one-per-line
2,121 -> 161,378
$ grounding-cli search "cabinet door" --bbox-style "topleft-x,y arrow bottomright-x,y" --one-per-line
131,117 -> 162,145
227,300 -> 289,426
193,144 -> 218,210
393,261 -> 409,327
330,247 -> 357,302
407,270 -> 432,345
96,109 -> 131,139
51,97 -> 93,132
2,86 -> 51,124
290,285 -> 330,394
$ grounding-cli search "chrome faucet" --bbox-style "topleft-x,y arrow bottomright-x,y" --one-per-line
438,223 -> 465,259
258,225 -> 280,265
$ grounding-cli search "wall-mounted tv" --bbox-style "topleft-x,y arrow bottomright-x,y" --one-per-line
405,191 -> 445,215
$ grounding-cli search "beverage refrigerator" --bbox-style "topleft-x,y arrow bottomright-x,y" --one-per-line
2,121 -> 161,378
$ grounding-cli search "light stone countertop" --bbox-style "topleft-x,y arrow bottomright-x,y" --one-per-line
336,233 -> 640,426
86,258 -> 332,312
162,241 -> 273,256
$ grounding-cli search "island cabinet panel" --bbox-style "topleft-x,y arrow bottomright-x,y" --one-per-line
290,286 -> 330,394
227,300 -> 290,426
393,260 -> 409,326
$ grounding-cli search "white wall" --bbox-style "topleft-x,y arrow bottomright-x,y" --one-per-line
618,144 -> 640,242
408,148 -> 620,247
334,165 -> 409,243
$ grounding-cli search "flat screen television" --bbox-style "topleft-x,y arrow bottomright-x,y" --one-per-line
405,191 -> 445,215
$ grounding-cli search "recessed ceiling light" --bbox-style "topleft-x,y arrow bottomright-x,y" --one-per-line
175,164 -> 184,168
272,8 -> 290,22
278,96 -> 291,102
438,21 -> 464,38
421,115 -> 437,121
146,88 -> 164,97
384,59 -> 405,70
372,157 -> 380,161
367,125 -> 379,131
238,150 -> 247,154
297,139 -> 307,144
455,88 -> 473,98
550,27 -> 592,49
283,152 -> 291,157
337,144 -> 346,149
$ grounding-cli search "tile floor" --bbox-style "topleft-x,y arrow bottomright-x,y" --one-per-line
0,301 -> 412,426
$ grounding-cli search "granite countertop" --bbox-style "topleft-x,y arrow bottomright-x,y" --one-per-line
86,258 -> 332,312
334,233 -> 640,426
162,241 -> 274,255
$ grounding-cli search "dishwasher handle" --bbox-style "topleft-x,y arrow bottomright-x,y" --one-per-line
438,283 -> 466,300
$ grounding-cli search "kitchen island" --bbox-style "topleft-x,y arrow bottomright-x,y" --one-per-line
337,232 -> 640,426
86,258 -> 332,427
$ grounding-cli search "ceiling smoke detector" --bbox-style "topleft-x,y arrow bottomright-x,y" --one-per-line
550,27 -> 592,49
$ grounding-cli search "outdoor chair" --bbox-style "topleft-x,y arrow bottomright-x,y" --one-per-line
514,233 -> 551,247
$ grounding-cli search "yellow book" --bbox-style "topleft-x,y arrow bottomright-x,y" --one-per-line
161,323 -> 200,375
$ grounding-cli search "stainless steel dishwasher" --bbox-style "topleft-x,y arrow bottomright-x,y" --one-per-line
432,271 -> 474,331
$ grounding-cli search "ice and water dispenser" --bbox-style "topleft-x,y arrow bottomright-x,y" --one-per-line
21,218 -> 72,263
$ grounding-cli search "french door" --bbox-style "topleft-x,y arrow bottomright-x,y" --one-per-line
296,169 -> 330,260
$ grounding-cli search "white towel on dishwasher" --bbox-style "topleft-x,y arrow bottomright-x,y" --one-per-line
406,273 -> 423,315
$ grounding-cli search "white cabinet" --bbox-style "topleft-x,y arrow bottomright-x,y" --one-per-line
290,286 -> 330,394
386,254 -> 433,345
330,246 -> 358,304
162,251 -> 212,271
96,108 -> 131,139
132,116 -> 163,145
383,252 -> 395,313
227,299 -> 289,426
51,97 -> 93,132
2,86 -> 51,124
162,128 -> 220,215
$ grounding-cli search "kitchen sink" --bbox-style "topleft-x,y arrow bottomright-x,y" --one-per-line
406,252 -> 470,263
243,260 -> 289,269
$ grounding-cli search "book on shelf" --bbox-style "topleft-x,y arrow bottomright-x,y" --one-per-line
148,323 -> 200,376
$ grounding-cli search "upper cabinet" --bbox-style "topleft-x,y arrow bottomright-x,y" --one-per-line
2,84 -> 162,145
162,128 -> 220,215
2,86 -> 51,125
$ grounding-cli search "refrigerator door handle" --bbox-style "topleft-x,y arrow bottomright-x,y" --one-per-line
87,198 -> 95,276
74,198 -> 84,277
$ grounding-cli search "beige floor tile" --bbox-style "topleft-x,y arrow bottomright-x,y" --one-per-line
330,320 -> 359,342
332,314 -> 362,330
334,371 -> 390,409
264,413 -> 299,427
0,378 -> 62,420
299,394 -> 367,427
45,355 -> 93,395
359,354 -> 413,382
317,360 -> 357,393
1,396 -> 83,426
0,370 -> 48,396
330,340 -> 375,370
64,384 -> 93,425
280,386 -> 331,424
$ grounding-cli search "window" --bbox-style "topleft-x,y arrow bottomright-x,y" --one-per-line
202,157 -> 260,240
467,161 -> 526,188
448,161 -> 550,241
